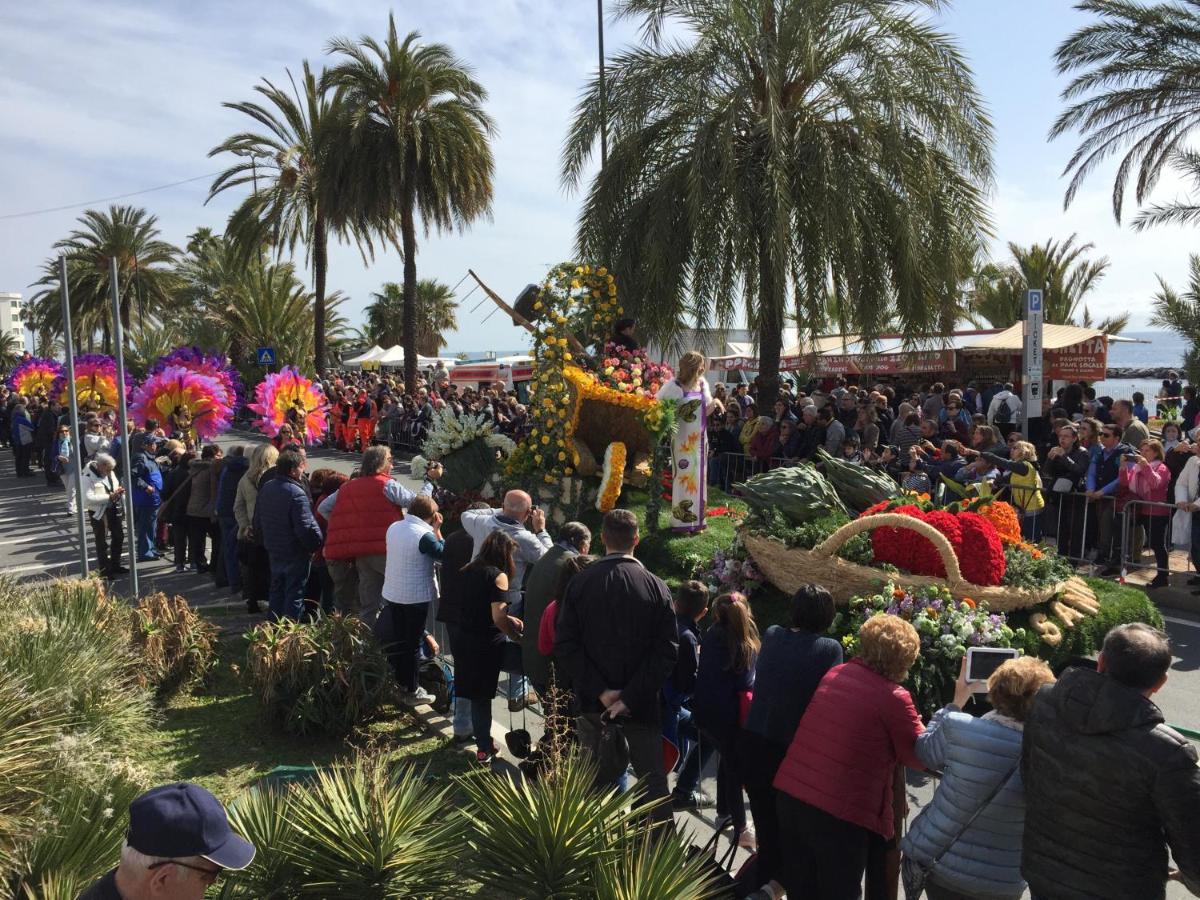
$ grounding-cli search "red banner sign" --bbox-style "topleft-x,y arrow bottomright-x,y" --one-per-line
810,349 -> 957,376
1044,335 -> 1107,381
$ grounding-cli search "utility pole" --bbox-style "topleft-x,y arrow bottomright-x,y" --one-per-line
110,258 -> 139,598
598,0 -> 607,165
59,257 -> 89,578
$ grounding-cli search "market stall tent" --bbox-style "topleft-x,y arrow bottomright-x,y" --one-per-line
342,345 -> 386,368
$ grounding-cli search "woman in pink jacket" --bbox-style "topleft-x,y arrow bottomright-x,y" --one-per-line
1123,438 -> 1171,588
772,614 -> 924,899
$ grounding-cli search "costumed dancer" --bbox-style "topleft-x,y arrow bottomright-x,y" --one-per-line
656,351 -> 717,533
129,366 -> 235,443
355,391 -> 377,451
249,367 -> 330,447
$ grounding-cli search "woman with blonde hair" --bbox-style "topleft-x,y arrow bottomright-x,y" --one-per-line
974,439 -> 1045,540
233,443 -> 278,613
692,592 -> 760,845
774,614 -> 925,898
901,655 -> 1055,899
656,350 -> 718,532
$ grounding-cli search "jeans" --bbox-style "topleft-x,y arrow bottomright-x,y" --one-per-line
740,730 -> 789,886
1020,510 -> 1042,542
1140,513 -> 1169,579
355,554 -> 386,627
187,515 -> 212,568
471,699 -> 494,755
133,506 -> 158,560
14,443 -> 32,476
218,516 -> 242,589
268,556 -> 311,621
375,601 -> 430,693
447,624 -> 472,737
672,706 -> 716,798
578,713 -> 672,824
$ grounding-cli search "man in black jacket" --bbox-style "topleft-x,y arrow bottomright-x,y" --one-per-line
556,509 -> 678,823
1022,623 -> 1200,900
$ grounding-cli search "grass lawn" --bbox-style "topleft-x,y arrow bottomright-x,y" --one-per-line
141,617 -> 472,804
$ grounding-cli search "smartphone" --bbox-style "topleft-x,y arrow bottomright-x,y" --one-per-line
965,646 -> 1020,689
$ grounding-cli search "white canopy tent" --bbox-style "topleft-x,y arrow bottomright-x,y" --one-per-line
342,345 -> 386,368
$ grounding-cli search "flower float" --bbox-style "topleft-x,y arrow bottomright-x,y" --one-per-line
859,498 -> 1006,586
149,347 -> 243,410
249,366 -> 330,444
54,354 -> 128,414
129,366 -> 234,441
421,407 -> 516,495
7,356 -> 63,397
597,441 -> 626,512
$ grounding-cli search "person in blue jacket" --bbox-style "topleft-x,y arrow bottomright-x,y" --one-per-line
130,434 -> 164,561
691,592 -> 759,845
253,449 -> 324,620
900,655 -> 1055,900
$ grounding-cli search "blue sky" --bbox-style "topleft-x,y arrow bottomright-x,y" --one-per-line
0,0 -> 1192,356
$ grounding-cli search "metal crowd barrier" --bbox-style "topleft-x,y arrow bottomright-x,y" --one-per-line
1118,498 -> 1193,580
708,451 -> 795,492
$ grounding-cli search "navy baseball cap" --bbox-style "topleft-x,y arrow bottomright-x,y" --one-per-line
127,783 -> 255,870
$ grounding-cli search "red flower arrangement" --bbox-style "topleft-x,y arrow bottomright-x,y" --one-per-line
862,503 -> 1006,585
594,343 -> 673,397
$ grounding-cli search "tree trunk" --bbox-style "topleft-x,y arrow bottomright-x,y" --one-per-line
401,170 -> 419,397
756,235 -> 784,414
313,214 -> 328,378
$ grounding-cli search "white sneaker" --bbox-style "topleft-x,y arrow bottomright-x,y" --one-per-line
403,687 -> 435,706
738,827 -> 757,851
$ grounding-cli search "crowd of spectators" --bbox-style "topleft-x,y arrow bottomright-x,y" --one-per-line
707,374 -> 1200,586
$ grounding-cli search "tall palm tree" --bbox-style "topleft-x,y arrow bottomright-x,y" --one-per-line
1150,254 -> 1200,384
562,0 -> 992,410
971,234 -> 1128,334
1052,0 -> 1200,227
208,62 -> 378,377
364,279 -> 458,355
0,333 -> 21,372
324,15 -> 494,394
27,206 -> 180,351
123,318 -> 183,376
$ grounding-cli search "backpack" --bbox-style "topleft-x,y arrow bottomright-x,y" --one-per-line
994,396 -> 1013,425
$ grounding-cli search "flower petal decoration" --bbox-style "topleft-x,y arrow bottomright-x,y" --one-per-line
53,354 -> 130,414
7,356 -> 64,397
597,441 -> 627,513
248,366 -> 330,444
149,347 -> 243,409
129,365 -> 233,441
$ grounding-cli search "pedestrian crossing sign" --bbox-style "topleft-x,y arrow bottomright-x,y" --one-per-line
256,347 -> 276,366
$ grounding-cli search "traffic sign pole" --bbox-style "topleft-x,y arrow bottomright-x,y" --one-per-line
1023,288 -> 1045,444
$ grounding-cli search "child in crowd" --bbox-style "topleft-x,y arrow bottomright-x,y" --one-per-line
664,580 -> 711,809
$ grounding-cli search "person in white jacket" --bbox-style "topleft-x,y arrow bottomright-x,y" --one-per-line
82,452 -> 126,577
82,416 -> 112,463
1173,441 -> 1200,586
986,383 -> 1023,437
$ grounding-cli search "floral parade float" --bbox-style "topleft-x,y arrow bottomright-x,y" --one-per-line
735,458 -> 1100,647
249,366 -> 331,446
53,354 -> 130,414
434,264 -> 677,525
7,356 -> 64,397
130,348 -> 241,442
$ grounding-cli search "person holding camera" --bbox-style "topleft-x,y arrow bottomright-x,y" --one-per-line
1122,439 -> 1171,588
82,452 -> 127,578
900,656 -> 1055,900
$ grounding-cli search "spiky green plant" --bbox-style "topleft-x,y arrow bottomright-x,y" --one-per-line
284,758 -> 462,898
592,829 -> 724,900
127,593 -> 219,700
4,774 -> 139,899
215,787 -> 304,900
456,751 -> 666,898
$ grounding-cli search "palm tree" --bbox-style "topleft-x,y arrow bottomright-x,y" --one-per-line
1052,0 -> 1200,227
0,333 -> 21,372
208,62 -> 378,377
323,15 -> 494,394
364,279 -> 458,355
123,318 -> 183,376
27,206 -> 180,351
971,234 -> 1129,334
562,0 -> 992,410
1151,254 -> 1200,384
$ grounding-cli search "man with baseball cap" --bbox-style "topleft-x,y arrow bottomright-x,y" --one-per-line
78,782 -> 255,899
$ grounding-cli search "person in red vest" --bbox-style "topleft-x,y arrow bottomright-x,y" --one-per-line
355,392 -> 377,452
317,445 -> 442,626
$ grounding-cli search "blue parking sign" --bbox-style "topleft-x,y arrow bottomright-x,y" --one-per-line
1027,289 -> 1042,312
256,347 -> 276,366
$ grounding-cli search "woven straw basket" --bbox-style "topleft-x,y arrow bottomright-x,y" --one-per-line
741,512 -> 1096,614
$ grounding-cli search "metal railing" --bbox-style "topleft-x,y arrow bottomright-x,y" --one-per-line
1118,498 -> 1190,581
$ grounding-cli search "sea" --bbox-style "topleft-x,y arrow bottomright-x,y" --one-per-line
1092,330 -> 1188,402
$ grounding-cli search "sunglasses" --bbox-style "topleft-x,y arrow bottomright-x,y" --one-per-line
147,859 -> 223,886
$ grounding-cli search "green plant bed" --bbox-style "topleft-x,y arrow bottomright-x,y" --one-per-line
1008,578 -> 1165,672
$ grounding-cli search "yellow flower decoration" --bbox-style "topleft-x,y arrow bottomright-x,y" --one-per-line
597,442 -> 627,513
541,435 -> 550,445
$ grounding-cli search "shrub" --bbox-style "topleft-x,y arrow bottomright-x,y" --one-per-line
244,615 -> 391,737
456,751 -> 712,898
0,578 -> 153,753
218,757 -> 460,899
127,593 -> 218,699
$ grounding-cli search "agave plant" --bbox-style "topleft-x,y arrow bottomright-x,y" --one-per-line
284,757 -> 462,898
127,593 -> 218,700
216,787 -> 304,899
456,751 -> 665,898
4,773 -> 140,899
591,829 -> 724,900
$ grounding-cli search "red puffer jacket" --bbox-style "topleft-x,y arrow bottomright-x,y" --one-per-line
772,658 -> 924,838
322,474 -> 402,561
